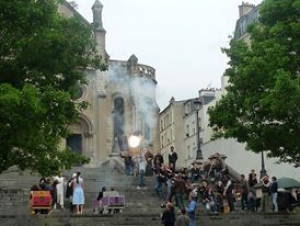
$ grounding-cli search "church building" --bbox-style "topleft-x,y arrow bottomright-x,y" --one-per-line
58,0 -> 160,166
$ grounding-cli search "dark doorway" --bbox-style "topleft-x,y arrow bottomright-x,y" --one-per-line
67,134 -> 83,166
67,134 -> 83,155
67,134 -> 82,166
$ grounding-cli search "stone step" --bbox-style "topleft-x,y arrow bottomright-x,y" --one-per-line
1,212 -> 300,226
0,214 -> 163,226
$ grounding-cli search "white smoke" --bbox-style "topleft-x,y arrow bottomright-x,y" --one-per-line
108,60 -> 158,143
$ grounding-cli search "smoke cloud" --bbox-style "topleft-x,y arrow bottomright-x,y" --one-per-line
108,60 -> 158,145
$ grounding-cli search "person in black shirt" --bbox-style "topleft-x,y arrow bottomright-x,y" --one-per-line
240,174 -> 249,211
223,175 -> 235,212
161,202 -> 176,226
191,163 -> 200,183
95,186 -> 106,214
296,189 -> 300,207
270,176 -> 278,212
248,169 -> 258,188
168,146 -> 178,170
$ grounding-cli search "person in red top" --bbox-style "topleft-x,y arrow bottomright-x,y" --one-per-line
173,174 -> 187,209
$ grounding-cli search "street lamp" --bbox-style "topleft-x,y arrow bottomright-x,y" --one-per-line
128,130 -> 143,157
193,99 -> 203,161
260,150 -> 267,178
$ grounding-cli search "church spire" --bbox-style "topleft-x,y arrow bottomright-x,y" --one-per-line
91,0 -> 108,61
92,0 -> 105,32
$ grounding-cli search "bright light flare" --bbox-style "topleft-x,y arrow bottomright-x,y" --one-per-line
128,135 -> 141,148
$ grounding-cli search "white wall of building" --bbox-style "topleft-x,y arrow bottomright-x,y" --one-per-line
160,98 -> 187,168
183,100 -> 198,167
201,138 -> 300,181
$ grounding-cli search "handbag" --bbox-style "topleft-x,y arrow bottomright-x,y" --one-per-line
206,203 -> 210,210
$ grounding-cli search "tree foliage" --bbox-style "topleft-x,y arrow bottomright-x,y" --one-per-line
208,0 -> 300,165
0,0 -> 107,175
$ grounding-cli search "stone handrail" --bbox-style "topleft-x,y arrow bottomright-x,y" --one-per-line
138,64 -> 156,80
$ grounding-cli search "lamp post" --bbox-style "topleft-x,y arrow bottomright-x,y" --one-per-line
260,150 -> 267,178
193,99 -> 203,161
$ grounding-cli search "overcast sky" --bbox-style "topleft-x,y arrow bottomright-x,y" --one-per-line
75,0 -> 262,109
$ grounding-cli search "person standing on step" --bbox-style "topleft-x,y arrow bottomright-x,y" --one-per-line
72,171 -> 85,214
144,148 -> 154,176
54,172 -> 65,209
153,150 -> 164,198
154,150 -> 164,169
137,154 -> 147,190
175,208 -> 189,226
248,169 -> 258,188
261,175 -> 271,212
270,176 -> 278,212
173,173 -> 187,210
191,163 -> 200,183
120,150 -> 133,176
66,173 -> 76,212
223,174 -> 235,213
95,186 -> 106,214
240,174 -> 249,212
161,202 -> 176,226
186,194 -> 197,226
169,146 -> 178,170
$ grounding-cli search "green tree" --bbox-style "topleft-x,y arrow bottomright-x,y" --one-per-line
0,0 -> 107,176
208,0 -> 300,165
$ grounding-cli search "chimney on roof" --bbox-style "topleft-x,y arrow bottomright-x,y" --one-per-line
127,54 -> 139,75
239,2 -> 256,18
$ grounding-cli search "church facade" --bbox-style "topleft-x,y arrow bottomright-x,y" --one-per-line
58,0 -> 160,166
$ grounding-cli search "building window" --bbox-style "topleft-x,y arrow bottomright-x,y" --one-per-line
187,145 -> 190,158
167,114 -> 170,126
240,19 -> 246,35
72,84 -> 87,102
186,125 -> 190,137
144,123 -> 151,140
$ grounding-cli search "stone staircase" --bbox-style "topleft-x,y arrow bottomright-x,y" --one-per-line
1,158 -> 300,226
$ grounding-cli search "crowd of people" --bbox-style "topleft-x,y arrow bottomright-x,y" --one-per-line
126,146 -> 300,226
28,145 -> 300,224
